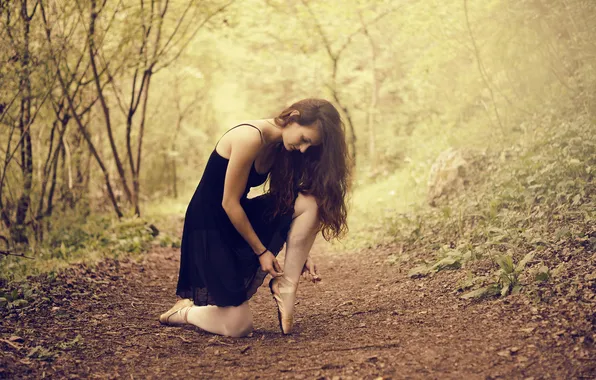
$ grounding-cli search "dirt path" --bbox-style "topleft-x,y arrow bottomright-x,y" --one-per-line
1,240 -> 594,379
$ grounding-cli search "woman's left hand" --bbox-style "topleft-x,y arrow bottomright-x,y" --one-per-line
301,256 -> 321,283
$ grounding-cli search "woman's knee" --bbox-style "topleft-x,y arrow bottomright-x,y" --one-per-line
293,192 -> 319,218
221,303 -> 253,337
223,316 -> 253,337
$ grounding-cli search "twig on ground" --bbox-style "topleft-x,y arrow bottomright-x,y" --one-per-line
157,333 -> 191,343
0,339 -> 23,351
325,342 -> 400,352
116,301 -> 171,308
0,250 -> 34,259
207,336 -> 234,346
123,315 -> 157,321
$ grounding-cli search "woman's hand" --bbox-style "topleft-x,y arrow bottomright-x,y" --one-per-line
301,256 -> 321,283
259,251 -> 284,278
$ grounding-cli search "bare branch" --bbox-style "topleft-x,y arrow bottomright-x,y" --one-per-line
155,0 -> 195,59
463,0 -> 504,133
300,0 -> 335,59
336,7 -> 398,58
0,89 -> 21,126
24,0 -> 39,21
155,0 -> 235,71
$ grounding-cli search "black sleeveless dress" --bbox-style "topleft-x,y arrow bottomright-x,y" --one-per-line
175,124 -> 295,307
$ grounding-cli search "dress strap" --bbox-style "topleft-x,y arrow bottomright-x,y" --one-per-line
215,123 -> 264,150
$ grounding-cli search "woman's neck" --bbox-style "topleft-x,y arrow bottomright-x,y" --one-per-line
260,118 -> 283,147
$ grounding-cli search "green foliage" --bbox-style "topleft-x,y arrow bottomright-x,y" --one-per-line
44,214 -> 156,257
0,213 -> 159,281
533,265 -> 551,283
27,346 -> 58,362
408,246 -> 471,278
158,234 -> 182,249
460,284 -> 501,300
495,252 -> 533,296
56,334 -> 83,351
348,104 -> 595,299
0,281 -> 36,311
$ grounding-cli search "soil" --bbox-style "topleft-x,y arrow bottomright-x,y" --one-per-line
1,239 -> 594,379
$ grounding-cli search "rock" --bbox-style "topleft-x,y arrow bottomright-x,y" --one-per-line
427,148 -> 468,206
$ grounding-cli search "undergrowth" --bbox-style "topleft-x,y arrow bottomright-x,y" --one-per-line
347,109 -> 595,300
0,211 -> 181,283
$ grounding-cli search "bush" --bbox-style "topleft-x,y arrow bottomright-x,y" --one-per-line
0,213 -> 159,281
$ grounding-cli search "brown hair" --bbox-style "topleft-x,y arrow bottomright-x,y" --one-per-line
268,98 -> 350,240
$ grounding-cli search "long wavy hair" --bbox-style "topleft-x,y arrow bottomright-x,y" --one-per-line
267,99 -> 350,240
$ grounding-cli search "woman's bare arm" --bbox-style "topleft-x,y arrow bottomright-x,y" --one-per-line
220,126 -> 283,277
220,127 -> 267,255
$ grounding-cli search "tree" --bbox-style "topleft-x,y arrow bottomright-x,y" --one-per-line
86,0 -> 232,216
0,0 -> 40,244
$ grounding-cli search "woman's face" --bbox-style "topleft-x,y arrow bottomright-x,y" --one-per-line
282,122 -> 322,153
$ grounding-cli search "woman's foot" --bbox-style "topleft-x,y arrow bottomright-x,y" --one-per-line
269,276 -> 297,335
159,298 -> 194,325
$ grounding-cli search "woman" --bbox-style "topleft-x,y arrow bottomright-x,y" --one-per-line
159,98 -> 350,337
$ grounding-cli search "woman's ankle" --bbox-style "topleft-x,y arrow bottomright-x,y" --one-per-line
275,276 -> 297,293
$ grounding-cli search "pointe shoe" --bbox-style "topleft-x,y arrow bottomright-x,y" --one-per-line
269,277 -> 297,335
159,298 -> 194,325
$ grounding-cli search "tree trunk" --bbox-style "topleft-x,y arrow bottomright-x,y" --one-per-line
133,70 -> 153,216
360,15 -> 379,166
12,0 -> 34,245
171,115 -> 182,199
329,59 -> 356,167
88,0 -> 134,207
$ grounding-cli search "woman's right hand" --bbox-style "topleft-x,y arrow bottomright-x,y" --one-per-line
259,251 -> 284,278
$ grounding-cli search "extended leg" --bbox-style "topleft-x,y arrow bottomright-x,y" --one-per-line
161,299 -> 253,337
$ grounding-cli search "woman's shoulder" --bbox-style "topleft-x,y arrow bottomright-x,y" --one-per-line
228,122 -> 263,139
215,122 -> 264,158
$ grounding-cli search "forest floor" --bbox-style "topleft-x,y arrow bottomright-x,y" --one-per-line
1,238 -> 594,379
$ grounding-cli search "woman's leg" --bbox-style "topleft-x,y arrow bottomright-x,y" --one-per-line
270,193 -> 320,333
185,301 -> 253,338
168,194 -> 319,336
283,192 -> 320,285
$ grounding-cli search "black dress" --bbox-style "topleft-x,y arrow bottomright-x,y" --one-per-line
176,124 -> 294,307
